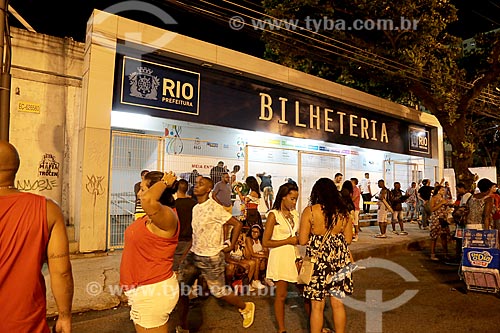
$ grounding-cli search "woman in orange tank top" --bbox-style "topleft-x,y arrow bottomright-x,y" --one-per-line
120,171 -> 180,333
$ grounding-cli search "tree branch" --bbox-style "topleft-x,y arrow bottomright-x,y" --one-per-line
458,38 -> 500,111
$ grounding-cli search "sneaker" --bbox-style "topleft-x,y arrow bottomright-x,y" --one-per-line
252,280 -> 266,290
264,278 -> 275,287
374,234 -> 387,238
239,302 -> 255,328
176,326 -> 189,333
399,231 -> 408,235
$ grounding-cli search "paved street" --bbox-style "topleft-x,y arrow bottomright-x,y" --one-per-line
54,240 -> 500,333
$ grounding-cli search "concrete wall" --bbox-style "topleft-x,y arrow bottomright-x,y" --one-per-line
9,28 -> 84,248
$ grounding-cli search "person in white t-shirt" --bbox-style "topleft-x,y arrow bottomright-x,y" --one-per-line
359,173 -> 372,214
176,177 -> 255,332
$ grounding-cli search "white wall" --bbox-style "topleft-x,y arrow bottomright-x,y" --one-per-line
9,28 -> 84,229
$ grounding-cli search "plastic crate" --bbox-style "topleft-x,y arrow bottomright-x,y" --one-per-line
461,266 -> 500,294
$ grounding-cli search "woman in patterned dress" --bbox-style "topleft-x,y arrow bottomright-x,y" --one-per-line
263,182 -> 300,333
429,185 -> 452,261
299,178 -> 354,333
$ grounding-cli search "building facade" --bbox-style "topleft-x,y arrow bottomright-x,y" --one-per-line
8,10 -> 443,252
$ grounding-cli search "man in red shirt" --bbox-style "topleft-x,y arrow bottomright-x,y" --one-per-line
0,140 -> 74,333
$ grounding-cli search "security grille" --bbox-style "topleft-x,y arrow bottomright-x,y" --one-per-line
108,131 -> 246,248
108,132 -> 163,249
298,151 -> 345,213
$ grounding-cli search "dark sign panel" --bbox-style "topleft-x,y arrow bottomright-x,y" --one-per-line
120,56 -> 200,115
113,48 -> 433,156
409,126 -> 430,154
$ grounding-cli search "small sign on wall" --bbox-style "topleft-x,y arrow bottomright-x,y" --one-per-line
409,126 -> 430,154
18,101 -> 41,114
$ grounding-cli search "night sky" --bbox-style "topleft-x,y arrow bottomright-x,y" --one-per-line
7,1 -> 500,53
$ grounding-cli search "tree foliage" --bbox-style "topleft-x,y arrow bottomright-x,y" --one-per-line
261,0 -> 500,188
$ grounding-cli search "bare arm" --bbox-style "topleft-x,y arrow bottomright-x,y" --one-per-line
262,212 -> 298,248
298,206 -> 312,246
342,215 -> 353,244
484,197 -> 494,229
141,172 -> 179,236
47,199 -> 74,333
244,237 -> 253,259
212,185 -> 222,205
235,187 -> 246,202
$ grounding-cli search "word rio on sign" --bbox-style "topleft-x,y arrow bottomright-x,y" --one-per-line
409,127 -> 430,154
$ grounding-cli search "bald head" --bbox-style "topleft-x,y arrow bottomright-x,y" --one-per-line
0,140 -> 20,178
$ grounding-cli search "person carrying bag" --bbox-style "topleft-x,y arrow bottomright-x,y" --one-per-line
297,219 -> 333,285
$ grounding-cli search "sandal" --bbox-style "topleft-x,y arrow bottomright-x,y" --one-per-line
322,329 -> 334,333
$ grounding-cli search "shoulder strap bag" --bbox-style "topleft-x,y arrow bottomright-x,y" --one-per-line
297,206 -> 334,285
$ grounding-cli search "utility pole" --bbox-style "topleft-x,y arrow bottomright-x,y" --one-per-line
0,0 -> 11,141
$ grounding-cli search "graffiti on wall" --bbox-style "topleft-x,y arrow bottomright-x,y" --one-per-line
85,175 -> 105,206
38,153 -> 60,177
16,178 -> 57,192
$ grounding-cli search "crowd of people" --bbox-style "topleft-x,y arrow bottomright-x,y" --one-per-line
2,142 -> 499,333
367,175 -> 500,261
121,162 -> 360,333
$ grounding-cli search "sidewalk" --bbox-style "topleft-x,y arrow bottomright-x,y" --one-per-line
44,222 -> 429,316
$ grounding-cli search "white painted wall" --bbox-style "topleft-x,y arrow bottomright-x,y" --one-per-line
9,28 -> 84,236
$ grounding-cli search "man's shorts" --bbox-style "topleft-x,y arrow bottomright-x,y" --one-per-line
173,240 -> 192,272
263,186 -> 274,200
124,274 -> 179,329
377,207 -> 388,223
178,251 -> 232,298
392,211 -> 404,222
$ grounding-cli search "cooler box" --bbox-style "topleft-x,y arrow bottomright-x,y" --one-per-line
462,248 -> 500,269
461,266 -> 500,293
462,229 -> 499,249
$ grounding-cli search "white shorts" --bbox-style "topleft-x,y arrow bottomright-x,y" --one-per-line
377,207 -> 388,223
124,274 -> 179,329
